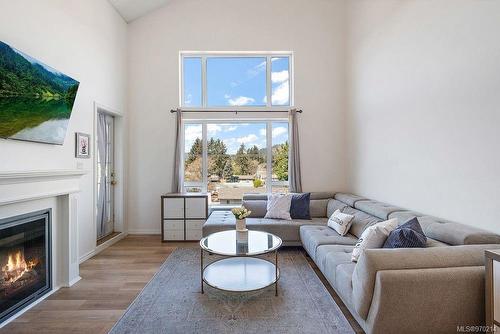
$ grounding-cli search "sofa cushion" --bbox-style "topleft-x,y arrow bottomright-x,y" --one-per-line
334,193 -> 366,207
315,244 -> 355,277
300,226 -> 357,260
342,206 -> 382,238
418,215 -> 500,245
310,199 -> 330,218
327,209 -> 355,236
203,212 -> 328,242
354,199 -> 404,220
241,199 -> 267,218
327,199 -> 348,217
315,245 -> 356,306
388,210 -> 423,224
426,237 -> 448,247
383,217 -> 427,248
290,193 -> 311,219
242,192 -> 334,219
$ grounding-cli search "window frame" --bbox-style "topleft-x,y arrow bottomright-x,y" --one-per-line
182,119 -> 290,197
179,51 -> 294,111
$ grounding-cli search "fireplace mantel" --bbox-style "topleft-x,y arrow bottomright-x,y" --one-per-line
0,169 -> 87,206
0,169 -> 87,326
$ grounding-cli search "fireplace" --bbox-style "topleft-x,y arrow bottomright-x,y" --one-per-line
0,209 -> 51,323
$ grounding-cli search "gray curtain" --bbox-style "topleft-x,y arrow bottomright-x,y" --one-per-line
289,109 -> 302,193
172,109 -> 183,193
96,113 -> 109,238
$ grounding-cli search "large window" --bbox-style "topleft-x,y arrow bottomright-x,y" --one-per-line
183,121 -> 289,204
181,53 -> 293,109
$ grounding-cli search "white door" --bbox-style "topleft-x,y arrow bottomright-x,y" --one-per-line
96,113 -> 115,240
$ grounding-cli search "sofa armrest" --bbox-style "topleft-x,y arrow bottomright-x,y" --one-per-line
365,266 -> 485,334
352,244 -> 500,319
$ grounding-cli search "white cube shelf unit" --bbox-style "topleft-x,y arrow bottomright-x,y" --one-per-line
161,193 -> 209,241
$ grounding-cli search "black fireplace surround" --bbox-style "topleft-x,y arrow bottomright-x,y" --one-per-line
0,209 -> 51,324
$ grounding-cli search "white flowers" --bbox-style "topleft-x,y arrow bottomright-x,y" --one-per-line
231,206 -> 252,220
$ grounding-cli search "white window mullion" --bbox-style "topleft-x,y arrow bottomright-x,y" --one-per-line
266,55 -> 272,108
202,122 -> 208,193
202,56 -> 207,108
266,121 -> 273,193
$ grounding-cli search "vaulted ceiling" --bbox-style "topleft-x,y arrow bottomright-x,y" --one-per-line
108,0 -> 171,22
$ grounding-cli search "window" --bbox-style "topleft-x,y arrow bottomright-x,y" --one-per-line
181,53 -> 293,109
183,121 -> 289,204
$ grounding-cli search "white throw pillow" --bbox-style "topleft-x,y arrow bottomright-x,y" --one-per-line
327,209 -> 355,236
264,194 -> 292,220
351,218 -> 399,262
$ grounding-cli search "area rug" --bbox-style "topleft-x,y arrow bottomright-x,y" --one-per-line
109,247 -> 355,334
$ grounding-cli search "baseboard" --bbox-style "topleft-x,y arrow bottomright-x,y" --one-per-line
79,232 -> 128,264
127,229 -> 161,235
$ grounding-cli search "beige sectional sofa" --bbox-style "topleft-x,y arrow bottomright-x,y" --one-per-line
202,192 -> 500,334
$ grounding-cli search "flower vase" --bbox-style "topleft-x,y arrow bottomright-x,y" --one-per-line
235,218 -> 247,231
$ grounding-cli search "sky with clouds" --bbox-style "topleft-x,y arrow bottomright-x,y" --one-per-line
185,122 -> 288,154
183,56 -> 290,107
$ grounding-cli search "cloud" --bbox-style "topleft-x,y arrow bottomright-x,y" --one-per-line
271,70 -> 289,84
272,80 -> 290,105
259,128 -> 266,136
272,126 -> 288,138
207,124 -> 222,135
227,96 -> 255,106
237,134 -> 259,145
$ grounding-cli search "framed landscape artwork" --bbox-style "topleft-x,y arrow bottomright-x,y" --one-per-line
75,132 -> 90,158
0,40 -> 79,145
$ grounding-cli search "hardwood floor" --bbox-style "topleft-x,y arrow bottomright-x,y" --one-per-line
2,235 -> 362,334
2,235 -> 182,334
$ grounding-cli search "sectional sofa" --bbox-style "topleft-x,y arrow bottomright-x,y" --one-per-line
203,192 -> 500,334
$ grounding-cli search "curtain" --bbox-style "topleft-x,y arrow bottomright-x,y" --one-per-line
96,113 -> 109,238
289,109 -> 302,193
172,109 -> 183,193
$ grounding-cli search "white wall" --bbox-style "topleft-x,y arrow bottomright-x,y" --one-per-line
127,0 -> 348,233
346,0 -> 500,232
0,0 -> 128,257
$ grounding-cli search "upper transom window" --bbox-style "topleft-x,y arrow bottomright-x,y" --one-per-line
180,52 -> 293,109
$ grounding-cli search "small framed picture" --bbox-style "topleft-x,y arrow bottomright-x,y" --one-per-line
75,132 -> 90,158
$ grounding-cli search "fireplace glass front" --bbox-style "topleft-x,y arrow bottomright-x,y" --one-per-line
0,210 -> 51,323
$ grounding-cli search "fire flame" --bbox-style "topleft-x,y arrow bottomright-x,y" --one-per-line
2,250 -> 38,283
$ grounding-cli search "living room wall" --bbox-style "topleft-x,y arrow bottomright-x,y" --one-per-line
0,0 -> 128,258
127,0 -> 348,233
345,0 -> 500,232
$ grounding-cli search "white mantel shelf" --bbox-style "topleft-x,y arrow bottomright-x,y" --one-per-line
0,169 -> 87,206
0,169 -> 87,326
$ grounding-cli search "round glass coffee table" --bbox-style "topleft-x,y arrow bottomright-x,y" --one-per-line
200,230 -> 282,296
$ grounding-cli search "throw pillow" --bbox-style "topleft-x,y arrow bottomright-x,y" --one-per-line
351,218 -> 398,262
327,209 -> 354,236
264,193 -> 292,220
383,217 -> 427,248
290,193 -> 311,219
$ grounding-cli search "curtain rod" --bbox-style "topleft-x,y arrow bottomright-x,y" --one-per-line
170,108 -> 302,114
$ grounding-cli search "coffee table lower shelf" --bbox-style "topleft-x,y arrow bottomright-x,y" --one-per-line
202,257 -> 280,293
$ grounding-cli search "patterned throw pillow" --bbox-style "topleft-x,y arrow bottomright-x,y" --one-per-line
327,209 -> 354,236
264,194 -> 292,220
383,217 -> 427,248
290,193 -> 311,219
351,218 -> 399,262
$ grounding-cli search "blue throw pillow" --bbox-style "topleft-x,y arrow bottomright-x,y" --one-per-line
383,217 -> 427,248
290,193 -> 311,219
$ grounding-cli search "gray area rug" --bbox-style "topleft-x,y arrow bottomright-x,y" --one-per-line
109,247 -> 354,334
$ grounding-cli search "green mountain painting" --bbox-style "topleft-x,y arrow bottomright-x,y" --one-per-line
0,40 -> 79,145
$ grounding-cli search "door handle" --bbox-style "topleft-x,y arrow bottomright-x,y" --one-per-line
111,180 -> 117,186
